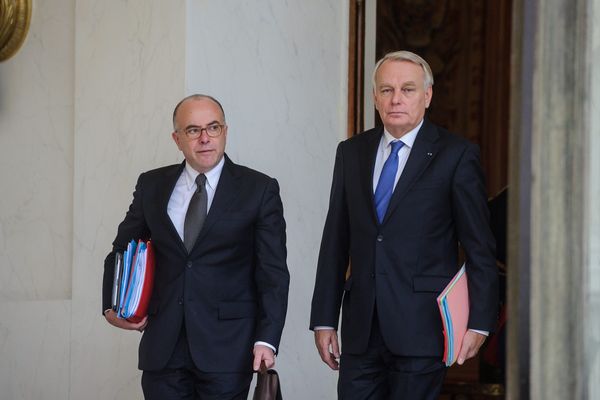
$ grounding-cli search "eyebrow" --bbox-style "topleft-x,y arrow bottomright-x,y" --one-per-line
184,120 -> 221,129
377,81 -> 418,88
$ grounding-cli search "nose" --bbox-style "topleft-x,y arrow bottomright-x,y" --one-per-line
391,89 -> 403,105
198,129 -> 211,143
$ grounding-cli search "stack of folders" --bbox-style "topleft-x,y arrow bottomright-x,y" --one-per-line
111,239 -> 155,323
436,263 -> 469,367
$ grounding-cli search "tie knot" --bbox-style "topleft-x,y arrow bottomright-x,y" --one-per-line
390,140 -> 404,154
195,174 -> 206,192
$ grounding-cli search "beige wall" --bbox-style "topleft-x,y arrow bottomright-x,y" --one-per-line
585,0 -> 600,397
0,0 -> 74,302
70,2 -> 186,399
0,1 -> 347,399
0,1 -> 74,398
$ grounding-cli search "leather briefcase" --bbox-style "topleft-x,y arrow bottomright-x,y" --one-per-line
252,369 -> 283,400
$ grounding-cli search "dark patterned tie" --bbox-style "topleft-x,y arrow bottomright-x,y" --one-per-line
374,140 -> 404,223
184,174 -> 207,252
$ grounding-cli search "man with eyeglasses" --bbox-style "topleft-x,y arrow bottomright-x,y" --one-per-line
102,94 -> 290,400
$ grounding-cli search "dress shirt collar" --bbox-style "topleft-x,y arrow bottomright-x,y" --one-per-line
382,119 -> 424,149
183,156 -> 225,192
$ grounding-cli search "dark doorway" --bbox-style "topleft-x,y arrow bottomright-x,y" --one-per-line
374,0 -> 511,197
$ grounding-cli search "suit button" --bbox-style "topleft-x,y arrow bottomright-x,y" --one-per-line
370,273 -> 375,278
186,261 -> 192,268
376,235 -> 383,242
178,298 -> 183,305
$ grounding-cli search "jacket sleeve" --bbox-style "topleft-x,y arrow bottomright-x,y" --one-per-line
252,178 -> 290,350
101,173 -> 151,313
309,142 -> 350,330
451,143 -> 499,332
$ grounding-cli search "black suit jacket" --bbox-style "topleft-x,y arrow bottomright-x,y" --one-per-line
310,120 -> 498,357
103,155 -> 289,372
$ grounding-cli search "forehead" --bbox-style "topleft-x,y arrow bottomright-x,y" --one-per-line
376,60 -> 425,85
175,98 -> 224,124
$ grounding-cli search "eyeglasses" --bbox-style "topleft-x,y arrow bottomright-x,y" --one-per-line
178,124 -> 225,139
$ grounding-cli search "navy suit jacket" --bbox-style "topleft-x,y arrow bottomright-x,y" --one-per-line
310,119 -> 498,357
103,155 -> 289,372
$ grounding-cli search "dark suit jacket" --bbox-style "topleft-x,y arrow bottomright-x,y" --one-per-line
103,155 -> 289,372
310,120 -> 498,357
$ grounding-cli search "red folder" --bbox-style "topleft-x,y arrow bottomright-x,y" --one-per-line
126,240 -> 155,323
436,264 -> 469,367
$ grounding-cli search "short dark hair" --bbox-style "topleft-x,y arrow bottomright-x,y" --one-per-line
172,94 -> 226,129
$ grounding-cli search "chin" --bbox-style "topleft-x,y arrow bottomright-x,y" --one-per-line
385,116 -> 407,123
385,121 -> 410,130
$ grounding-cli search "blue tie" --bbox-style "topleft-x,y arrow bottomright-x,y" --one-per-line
374,140 -> 404,223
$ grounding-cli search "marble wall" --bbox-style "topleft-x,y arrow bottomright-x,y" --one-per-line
585,0 -> 600,396
0,1 -> 74,398
70,2 -> 185,399
0,1 -> 74,302
507,0 -> 600,398
0,0 -> 346,399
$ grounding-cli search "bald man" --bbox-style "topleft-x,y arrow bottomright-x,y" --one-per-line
103,94 -> 289,400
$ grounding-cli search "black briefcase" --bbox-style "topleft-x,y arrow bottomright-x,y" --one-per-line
252,369 -> 283,400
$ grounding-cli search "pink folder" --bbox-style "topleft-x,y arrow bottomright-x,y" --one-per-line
436,264 -> 469,366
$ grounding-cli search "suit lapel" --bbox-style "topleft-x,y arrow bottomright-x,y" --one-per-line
158,162 -> 187,251
192,154 -> 240,248
382,119 -> 440,224
360,128 -> 384,225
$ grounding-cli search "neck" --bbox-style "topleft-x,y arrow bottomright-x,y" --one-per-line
386,127 -> 412,139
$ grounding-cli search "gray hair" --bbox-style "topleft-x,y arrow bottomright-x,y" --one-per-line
172,94 -> 226,129
372,51 -> 434,90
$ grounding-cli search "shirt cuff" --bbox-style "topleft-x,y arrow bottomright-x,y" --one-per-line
469,329 -> 489,336
254,341 -> 277,353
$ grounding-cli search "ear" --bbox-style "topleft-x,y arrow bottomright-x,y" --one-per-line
171,131 -> 182,150
424,86 -> 433,109
373,89 -> 380,110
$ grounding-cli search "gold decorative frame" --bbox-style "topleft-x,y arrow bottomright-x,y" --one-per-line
0,0 -> 31,62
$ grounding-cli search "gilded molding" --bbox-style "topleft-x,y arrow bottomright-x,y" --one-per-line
0,0 -> 31,61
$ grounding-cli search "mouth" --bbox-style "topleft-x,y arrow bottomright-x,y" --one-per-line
387,111 -> 407,118
195,149 -> 215,155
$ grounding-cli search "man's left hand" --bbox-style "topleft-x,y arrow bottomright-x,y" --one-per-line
253,345 -> 275,371
457,330 -> 486,365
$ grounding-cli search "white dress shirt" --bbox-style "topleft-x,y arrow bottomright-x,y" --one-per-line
372,120 -> 422,193
167,157 -> 277,352
167,158 -> 224,240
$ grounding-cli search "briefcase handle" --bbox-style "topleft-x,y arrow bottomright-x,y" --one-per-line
252,364 -> 283,400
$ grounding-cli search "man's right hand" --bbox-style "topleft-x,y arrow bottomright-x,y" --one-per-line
104,309 -> 148,332
314,329 -> 340,370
